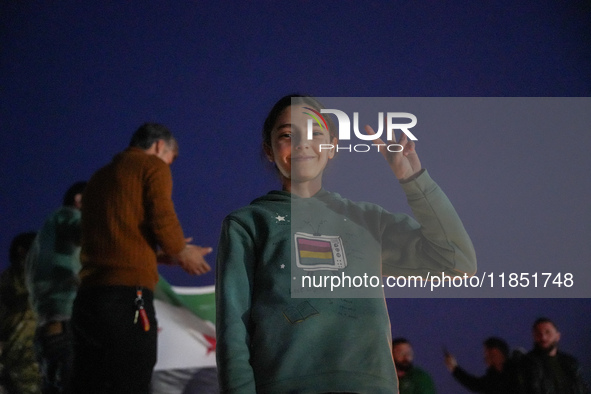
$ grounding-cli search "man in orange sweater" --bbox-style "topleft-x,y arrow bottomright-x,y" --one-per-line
71,123 -> 211,393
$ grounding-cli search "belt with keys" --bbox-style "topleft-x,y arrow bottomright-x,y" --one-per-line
134,287 -> 150,332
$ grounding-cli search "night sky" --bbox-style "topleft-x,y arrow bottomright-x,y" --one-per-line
2,2 -> 590,391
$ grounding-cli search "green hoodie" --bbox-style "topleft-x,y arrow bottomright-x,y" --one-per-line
26,206 -> 81,325
216,170 -> 476,393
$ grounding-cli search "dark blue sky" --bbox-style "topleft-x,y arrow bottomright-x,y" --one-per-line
2,2 -> 590,391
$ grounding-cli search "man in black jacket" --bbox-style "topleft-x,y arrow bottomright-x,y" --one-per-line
444,336 -> 517,394
519,317 -> 589,394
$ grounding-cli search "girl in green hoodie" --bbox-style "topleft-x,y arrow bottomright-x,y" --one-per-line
216,95 -> 476,393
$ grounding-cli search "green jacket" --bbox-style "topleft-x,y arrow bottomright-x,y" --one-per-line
26,206 -> 81,325
216,170 -> 476,393
399,366 -> 437,394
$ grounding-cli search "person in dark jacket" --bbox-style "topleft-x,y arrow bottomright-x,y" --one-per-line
517,317 -> 589,394
444,336 -> 518,394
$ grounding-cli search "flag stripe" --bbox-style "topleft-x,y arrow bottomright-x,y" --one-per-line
299,250 -> 333,259
297,238 -> 332,248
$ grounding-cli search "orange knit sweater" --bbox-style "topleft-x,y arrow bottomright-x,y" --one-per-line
79,147 -> 186,290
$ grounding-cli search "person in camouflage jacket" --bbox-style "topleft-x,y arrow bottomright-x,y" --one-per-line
0,232 -> 41,394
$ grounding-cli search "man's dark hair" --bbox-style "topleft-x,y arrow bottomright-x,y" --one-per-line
392,337 -> 410,347
63,181 -> 87,207
532,317 -> 557,331
9,232 -> 37,265
129,123 -> 175,150
483,337 -> 510,359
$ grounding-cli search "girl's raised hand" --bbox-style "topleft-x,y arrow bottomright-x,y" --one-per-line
364,124 -> 422,181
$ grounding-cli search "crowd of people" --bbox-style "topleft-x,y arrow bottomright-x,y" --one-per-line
0,95 -> 588,393
1,123 -> 213,394
394,318 -> 589,393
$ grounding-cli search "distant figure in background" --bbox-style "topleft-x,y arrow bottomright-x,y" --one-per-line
0,232 -> 41,394
71,123 -> 212,393
518,317 -> 589,394
25,181 -> 86,394
444,336 -> 517,394
392,338 -> 437,394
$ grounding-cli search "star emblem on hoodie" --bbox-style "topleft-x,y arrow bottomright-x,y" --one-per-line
274,213 -> 290,224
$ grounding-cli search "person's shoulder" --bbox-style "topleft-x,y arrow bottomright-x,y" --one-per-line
317,189 -> 385,214
409,365 -> 436,390
411,365 -> 435,379
89,148 -> 160,177
53,206 -> 81,220
524,348 -> 579,367
120,149 -> 173,184
40,207 -> 81,231
223,191 -> 291,225
250,190 -> 291,204
124,147 -> 166,168
555,351 -> 580,366
318,190 -> 417,230
525,349 -> 544,361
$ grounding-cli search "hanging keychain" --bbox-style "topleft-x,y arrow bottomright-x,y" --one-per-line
134,288 -> 150,332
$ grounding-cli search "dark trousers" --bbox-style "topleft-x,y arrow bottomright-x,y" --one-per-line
34,320 -> 74,394
71,286 -> 157,394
